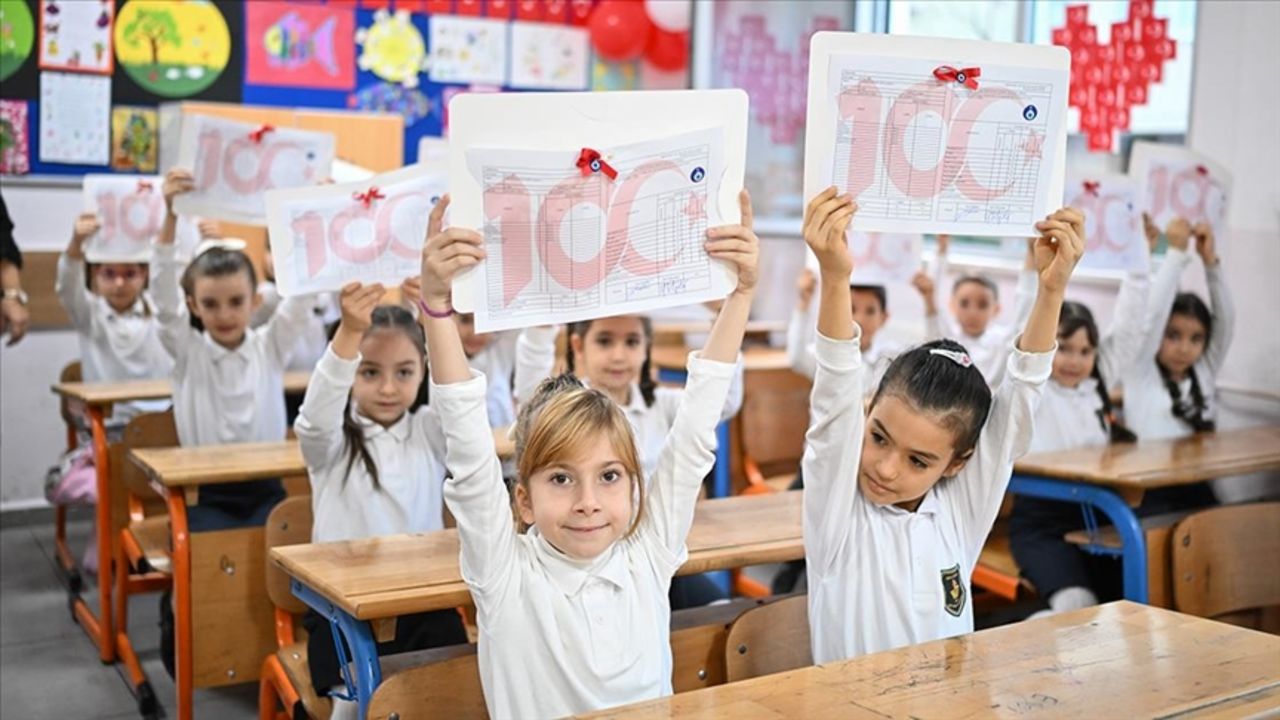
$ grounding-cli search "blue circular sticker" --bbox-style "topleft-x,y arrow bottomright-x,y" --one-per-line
1023,105 -> 1038,121
430,195 -> 441,205
589,159 -> 601,172
690,166 -> 706,183
956,71 -> 968,84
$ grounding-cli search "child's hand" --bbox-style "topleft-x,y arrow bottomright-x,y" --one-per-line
420,194 -> 484,311
1192,222 -> 1218,266
1165,217 -> 1192,252
796,268 -> 816,310
1032,207 -> 1086,295
1142,212 -> 1160,253
705,190 -> 759,297
338,282 -> 385,335
803,186 -> 857,278
911,267 -> 935,300
936,233 -> 950,256
197,219 -> 221,240
162,168 -> 194,214
401,275 -> 422,305
72,213 -> 100,244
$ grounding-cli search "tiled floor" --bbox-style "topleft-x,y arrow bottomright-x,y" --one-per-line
0,514 -> 258,719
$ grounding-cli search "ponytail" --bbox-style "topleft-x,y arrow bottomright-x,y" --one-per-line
1091,364 -> 1137,443
1158,360 -> 1216,433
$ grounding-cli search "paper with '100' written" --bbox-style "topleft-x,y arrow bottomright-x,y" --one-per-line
464,127 -> 734,333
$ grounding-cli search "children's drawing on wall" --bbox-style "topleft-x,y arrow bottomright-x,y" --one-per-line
110,105 -> 157,172
39,70 -> 110,165
0,99 -> 30,174
246,1 -> 354,90
356,9 -> 427,89
509,21 -> 589,91
113,0 -> 230,97
0,0 -> 35,83
428,15 -> 507,86
592,59 -> 638,92
40,0 -> 114,74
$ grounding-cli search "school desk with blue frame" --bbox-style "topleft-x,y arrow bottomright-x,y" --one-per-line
1009,424 -> 1280,602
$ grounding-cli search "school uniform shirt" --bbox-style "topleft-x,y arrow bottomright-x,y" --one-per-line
804,330 -> 1052,664
1029,270 -> 1150,454
466,330 -> 520,430
152,243 -> 313,446
55,254 -> 173,421
514,325 -> 744,481
1122,249 -> 1234,442
253,281 -> 337,373
294,347 -> 448,543
924,263 -> 1037,388
439,353 -> 735,719
786,304 -> 903,398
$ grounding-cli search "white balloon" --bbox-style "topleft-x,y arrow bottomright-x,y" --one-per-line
644,0 -> 691,33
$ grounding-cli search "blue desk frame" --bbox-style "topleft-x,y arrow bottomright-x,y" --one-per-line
1008,473 -> 1149,603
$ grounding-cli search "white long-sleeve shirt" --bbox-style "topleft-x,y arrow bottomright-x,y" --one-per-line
466,330 -> 520,429
252,281 -> 338,373
440,353 -> 734,720
294,347 -> 448,543
1122,249 -> 1235,442
925,261 -> 1037,388
152,243 -> 312,446
804,331 -> 1052,664
786,304 -> 903,397
55,254 -> 173,421
1029,270 -> 1150,453
513,325 -> 743,480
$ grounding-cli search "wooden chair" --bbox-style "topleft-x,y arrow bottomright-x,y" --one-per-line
112,411 -> 180,718
53,361 -> 83,586
973,494 -> 1034,602
1171,502 -> 1280,631
723,594 -> 812,682
259,496 -> 332,720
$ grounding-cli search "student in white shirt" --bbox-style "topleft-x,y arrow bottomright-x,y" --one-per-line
1009,251 -> 1150,616
419,192 -> 756,719
923,237 -> 1038,387
293,284 -> 466,719
800,186 -> 1080,663
153,168 -> 312,531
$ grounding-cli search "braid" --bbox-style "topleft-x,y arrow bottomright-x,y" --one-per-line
341,395 -> 381,490
638,354 -> 657,407
1157,359 -> 1216,432
1091,364 -> 1136,443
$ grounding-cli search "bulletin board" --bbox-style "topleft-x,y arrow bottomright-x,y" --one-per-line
0,0 -> 648,179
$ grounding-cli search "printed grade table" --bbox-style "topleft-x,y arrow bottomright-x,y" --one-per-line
1010,425 -> 1280,603
272,491 -> 804,717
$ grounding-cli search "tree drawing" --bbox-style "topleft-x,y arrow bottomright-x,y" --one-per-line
121,8 -> 181,67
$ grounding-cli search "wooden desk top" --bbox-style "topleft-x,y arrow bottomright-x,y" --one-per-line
272,491 -> 802,620
131,441 -> 305,488
653,320 -> 786,337
1014,425 -> 1280,493
652,345 -> 791,374
52,371 -> 311,405
581,601 -> 1280,719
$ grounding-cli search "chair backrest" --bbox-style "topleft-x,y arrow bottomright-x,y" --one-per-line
110,411 -> 178,530
738,368 -> 811,475
264,496 -> 314,616
58,361 -> 82,447
1171,502 -> 1280,621
724,594 -> 812,682
368,647 -> 487,720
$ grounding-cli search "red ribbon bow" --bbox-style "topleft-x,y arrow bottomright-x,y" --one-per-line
933,65 -> 981,90
1195,165 -> 1209,177
352,186 -> 386,208
248,124 -> 275,143
1082,180 -> 1100,196
575,148 -> 617,180
136,180 -> 154,194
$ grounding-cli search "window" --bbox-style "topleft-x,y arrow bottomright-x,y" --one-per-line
886,0 -> 1022,42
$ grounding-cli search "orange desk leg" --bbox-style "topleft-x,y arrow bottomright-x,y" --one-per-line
164,487 -> 194,720
73,406 -> 114,663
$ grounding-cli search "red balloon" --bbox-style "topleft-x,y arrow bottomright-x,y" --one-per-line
645,28 -> 688,71
590,0 -> 652,62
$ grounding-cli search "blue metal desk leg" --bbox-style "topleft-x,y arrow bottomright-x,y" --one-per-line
291,578 -> 383,716
1008,475 -> 1149,603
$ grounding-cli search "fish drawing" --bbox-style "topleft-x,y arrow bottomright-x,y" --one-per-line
262,12 -> 339,76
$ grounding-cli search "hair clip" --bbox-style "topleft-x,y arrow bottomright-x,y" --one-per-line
193,237 -> 247,257
929,347 -> 973,368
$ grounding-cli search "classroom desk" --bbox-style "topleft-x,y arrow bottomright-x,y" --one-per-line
580,601 -> 1280,719
652,320 -> 786,345
130,440 -> 305,720
1010,425 -> 1280,603
49,373 -> 310,663
271,490 -> 803,717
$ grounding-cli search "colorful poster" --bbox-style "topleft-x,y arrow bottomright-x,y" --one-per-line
110,105 -> 158,172
0,99 -> 29,174
509,21 -> 588,91
246,1 -> 355,90
39,0 -> 114,74
356,8 -> 427,88
1063,173 -> 1148,272
113,0 -> 231,98
39,71 -> 111,165
1129,141 -> 1231,242
591,59 -> 637,92
0,0 -> 36,83
265,164 -> 447,296
173,114 -> 336,224
428,15 -> 507,86
82,174 -> 166,262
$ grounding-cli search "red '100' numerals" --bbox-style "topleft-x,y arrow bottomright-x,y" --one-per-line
96,191 -> 164,244
290,191 -> 426,279
196,129 -> 314,196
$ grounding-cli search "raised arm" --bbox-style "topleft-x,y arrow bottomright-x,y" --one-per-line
55,214 -> 102,332
785,269 -> 818,380
152,168 -> 196,362
513,325 -> 558,410
1193,223 -> 1235,374
1097,262 -> 1152,384
1135,219 -> 1194,364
